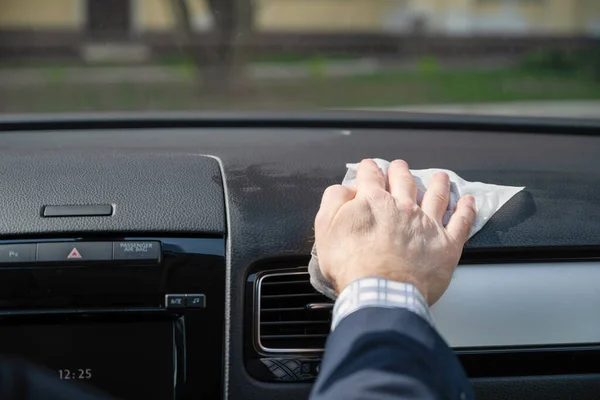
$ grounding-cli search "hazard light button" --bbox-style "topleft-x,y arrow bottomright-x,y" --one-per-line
37,242 -> 112,262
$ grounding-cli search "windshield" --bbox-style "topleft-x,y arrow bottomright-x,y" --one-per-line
1,0 -> 599,118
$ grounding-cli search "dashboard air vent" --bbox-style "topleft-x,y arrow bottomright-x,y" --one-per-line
256,269 -> 333,353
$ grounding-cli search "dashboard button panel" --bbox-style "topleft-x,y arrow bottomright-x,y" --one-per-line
37,242 -> 113,262
165,294 -> 206,309
186,294 -> 206,308
165,294 -> 186,309
113,241 -> 160,261
0,244 -> 36,263
0,237 -> 224,400
0,241 -> 163,265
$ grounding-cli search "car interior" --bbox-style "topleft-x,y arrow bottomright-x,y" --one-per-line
0,112 -> 599,399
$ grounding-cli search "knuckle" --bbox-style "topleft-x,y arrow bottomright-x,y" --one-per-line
433,191 -> 449,204
370,168 -> 386,181
393,174 -> 416,192
466,206 -> 476,219
460,195 -> 476,212
400,174 -> 416,185
367,188 -> 390,203
458,202 -> 476,220
458,215 -> 473,231
466,201 -> 477,215
395,198 -> 417,214
407,203 -> 420,216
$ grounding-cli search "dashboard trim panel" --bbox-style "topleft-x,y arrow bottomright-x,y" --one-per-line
433,261 -> 600,348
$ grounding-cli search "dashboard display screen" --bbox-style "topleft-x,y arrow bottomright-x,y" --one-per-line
0,320 -> 175,400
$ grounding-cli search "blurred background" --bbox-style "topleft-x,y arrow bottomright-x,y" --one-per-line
0,0 -> 599,116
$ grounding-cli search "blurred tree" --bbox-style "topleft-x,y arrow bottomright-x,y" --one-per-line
170,0 -> 255,91
170,0 -> 202,69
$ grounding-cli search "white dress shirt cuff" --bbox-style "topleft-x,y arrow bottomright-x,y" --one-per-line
331,277 -> 434,331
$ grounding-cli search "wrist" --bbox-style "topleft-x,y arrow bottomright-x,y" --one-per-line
331,277 -> 434,331
334,273 -> 428,303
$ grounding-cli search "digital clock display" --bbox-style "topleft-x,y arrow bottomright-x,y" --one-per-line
0,321 -> 174,400
58,368 -> 93,380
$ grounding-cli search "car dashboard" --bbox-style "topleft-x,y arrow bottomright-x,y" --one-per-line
0,112 -> 600,399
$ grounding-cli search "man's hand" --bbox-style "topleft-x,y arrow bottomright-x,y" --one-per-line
314,159 -> 476,305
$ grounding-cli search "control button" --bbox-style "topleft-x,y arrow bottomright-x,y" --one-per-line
43,204 -> 113,217
0,244 -> 36,263
165,294 -> 186,308
37,242 -> 112,262
185,294 -> 206,308
113,241 -> 160,261
301,362 -> 310,375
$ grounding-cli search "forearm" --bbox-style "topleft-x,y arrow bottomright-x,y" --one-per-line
310,279 -> 473,400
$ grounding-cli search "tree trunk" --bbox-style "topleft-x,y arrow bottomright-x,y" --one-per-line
169,0 -> 203,86
169,0 -> 255,92
206,0 -> 255,90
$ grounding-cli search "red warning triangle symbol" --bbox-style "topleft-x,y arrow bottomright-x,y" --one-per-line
67,247 -> 83,259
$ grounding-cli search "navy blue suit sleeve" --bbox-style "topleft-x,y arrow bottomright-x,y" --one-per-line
310,308 -> 474,400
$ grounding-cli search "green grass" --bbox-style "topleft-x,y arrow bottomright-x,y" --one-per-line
1,67 -> 599,113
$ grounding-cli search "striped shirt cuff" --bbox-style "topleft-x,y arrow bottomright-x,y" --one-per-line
331,277 -> 434,331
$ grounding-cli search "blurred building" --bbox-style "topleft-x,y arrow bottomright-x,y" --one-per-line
0,0 -> 599,61
260,0 -> 600,35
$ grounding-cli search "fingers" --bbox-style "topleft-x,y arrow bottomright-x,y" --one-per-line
446,195 -> 476,243
387,159 -> 417,203
355,159 -> 386,195
421,172 -> 450,222
315,184 -> 357,234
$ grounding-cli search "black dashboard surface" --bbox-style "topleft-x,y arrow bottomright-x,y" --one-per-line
1,114 -> 600,400
0,152 -> 225,235
1,123 -> 598,248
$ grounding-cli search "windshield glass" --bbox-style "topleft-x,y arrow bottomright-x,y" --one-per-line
1,0 -> 599,118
